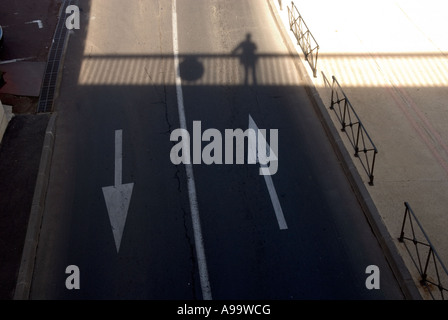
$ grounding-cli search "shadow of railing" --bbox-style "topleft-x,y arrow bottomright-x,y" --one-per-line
398,202 -> 448,300
287,1 -> 319,77
323,73 -> 378,185
75,53 -> 305,87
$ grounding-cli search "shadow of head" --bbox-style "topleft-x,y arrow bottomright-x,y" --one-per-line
179,56 -> 204,82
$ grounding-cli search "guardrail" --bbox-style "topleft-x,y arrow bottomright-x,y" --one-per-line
398,202 -> 448,300
287,1 -> 319,77
323,73 -> 377,185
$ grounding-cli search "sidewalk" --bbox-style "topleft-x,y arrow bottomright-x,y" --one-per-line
272,0 -> 448,299
0,113 -> 50,299
0,0 -> 62,299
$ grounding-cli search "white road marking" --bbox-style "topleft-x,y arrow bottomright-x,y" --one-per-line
262,170 -> 288,230
102,130 -> 134,253
248,115 -> 288,230
115,129 -> 123,186
172,0 -> 213,300
0,57 -> 35,64
25,20 -> 43,29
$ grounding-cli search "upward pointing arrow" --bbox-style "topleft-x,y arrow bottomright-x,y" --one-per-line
102,130 -> 134,253
248,115 -> 287,230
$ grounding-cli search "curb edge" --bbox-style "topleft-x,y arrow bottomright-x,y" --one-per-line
13,112 -> 58,300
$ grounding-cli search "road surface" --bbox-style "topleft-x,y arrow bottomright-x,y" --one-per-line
29,0 -> 406,300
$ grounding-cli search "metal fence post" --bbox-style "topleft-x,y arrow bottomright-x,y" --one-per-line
369,151 -> 377,185
399,202 -> 409,242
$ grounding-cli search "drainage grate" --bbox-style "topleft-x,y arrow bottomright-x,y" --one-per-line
37,0 -> 74,113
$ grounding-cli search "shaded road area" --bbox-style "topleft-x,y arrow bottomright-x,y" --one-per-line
25,0 -> 410,299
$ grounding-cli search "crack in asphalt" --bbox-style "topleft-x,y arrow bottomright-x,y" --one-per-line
144,4 -> 200,298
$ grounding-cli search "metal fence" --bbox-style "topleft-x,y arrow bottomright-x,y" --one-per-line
398,202 -> 448,300
287,1 -> 319,77
323,73 -> 377,185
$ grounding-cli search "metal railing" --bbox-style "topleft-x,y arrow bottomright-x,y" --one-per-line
398,202 -> 448,300
323,73 -> 377,185
287,1 -> 319,77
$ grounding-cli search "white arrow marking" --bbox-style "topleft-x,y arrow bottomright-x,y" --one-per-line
249,115 -> 288,230
102,130 -> 134,253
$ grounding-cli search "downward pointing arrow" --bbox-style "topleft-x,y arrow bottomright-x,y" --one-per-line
102,130 -> 134,253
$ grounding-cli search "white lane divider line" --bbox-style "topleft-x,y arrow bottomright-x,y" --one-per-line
172,0 -> 213,301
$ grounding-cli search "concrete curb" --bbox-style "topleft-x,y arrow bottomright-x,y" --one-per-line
13,0 -> 76,299
13,112 -> 57,300
267,0 -> 422,300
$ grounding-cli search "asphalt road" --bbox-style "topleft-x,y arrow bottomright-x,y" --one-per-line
28,0 -> 406,300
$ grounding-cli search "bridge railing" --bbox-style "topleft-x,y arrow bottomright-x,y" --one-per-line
323,73 -> 378,185
398,202 -> 448,300
287,1 -> 319,77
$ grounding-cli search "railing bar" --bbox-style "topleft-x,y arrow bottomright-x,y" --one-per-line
405,203 -> 448,276
289,1 -> 318,77
402,241 -> 427,279
421,248 -> 433,282
401,237 -> 432,246
400,202 -> 448,299
331,76 -> 378,152
407,212 -> 426,274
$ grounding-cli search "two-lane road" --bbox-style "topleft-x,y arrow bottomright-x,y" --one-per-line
28,0 -> 406,299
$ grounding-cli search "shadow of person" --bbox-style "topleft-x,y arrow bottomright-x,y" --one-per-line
231,33 -> 258,86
